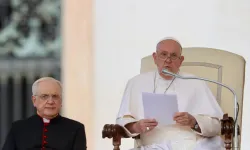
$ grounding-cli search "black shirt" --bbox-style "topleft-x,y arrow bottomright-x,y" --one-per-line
2,114 -> 87,150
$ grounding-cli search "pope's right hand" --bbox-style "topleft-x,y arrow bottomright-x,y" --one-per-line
126,119 -> 158,134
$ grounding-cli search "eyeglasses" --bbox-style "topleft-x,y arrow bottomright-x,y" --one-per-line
35,94 -> 61,101
157,52 -> 181,61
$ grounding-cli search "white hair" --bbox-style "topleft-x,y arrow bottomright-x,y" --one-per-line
32,77 -> 62,95
156,37 -> 183,53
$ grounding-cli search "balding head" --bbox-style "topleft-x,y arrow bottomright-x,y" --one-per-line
32,77 -> 62,96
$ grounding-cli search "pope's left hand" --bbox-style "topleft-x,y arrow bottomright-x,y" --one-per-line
173,112 -> 196,127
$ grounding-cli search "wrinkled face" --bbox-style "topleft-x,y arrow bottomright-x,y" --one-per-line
153,40 -> 184,78
32,80 -> 62,119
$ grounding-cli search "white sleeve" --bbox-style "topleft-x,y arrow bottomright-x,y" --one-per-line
192,114 -> 221,137
189,80 -> 223,137
116,80 -> 140,137
116,117 -> 140,137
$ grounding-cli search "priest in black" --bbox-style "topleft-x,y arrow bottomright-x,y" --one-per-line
2,77 -> 87,150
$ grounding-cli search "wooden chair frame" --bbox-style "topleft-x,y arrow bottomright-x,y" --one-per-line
102,114 -> 240,150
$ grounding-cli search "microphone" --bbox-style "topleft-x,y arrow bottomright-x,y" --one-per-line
162,69 -> 239,150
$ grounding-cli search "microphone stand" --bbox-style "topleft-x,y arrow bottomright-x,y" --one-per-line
162,69 -> 239,150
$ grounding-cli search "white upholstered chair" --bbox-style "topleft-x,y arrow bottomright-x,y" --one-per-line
103,47 -> 245,150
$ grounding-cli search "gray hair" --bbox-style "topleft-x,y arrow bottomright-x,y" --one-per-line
156,37 -> 183,54
32,77 -> 62,95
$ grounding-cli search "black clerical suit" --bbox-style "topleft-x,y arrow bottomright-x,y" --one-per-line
2,114 -> 87,150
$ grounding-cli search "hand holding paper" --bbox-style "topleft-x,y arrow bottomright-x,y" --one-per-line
142,92 -> 179,126
128,119 -> 158,133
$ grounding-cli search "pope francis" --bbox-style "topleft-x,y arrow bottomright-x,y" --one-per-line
116,38 -> 225,150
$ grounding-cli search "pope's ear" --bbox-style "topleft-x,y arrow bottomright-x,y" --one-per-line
181,56 -> 184,61
152,52 -> 157,64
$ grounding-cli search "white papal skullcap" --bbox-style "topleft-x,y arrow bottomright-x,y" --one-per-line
156,37 -> 182,49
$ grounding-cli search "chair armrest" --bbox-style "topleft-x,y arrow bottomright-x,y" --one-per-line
102,124 -> 129,150
103,114 -> 240,150
102,124 -> 129,139
102,124 -> 140,150
221,113 -> 240,150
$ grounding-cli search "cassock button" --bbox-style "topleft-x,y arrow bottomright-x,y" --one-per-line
43,141 -> 48,144
44,135 -> 47,138
44,128 -> 48,132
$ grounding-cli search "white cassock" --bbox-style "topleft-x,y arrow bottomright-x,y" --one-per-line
116,70 -> 225,150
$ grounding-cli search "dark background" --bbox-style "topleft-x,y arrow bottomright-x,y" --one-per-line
0,0 -> 61,148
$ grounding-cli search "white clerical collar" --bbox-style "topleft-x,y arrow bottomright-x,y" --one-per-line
43,118 -> 50,123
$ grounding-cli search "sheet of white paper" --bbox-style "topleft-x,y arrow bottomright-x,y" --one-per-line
142,92 -> 179,126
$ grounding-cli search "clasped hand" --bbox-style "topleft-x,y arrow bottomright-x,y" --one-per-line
131,112 -> 196,133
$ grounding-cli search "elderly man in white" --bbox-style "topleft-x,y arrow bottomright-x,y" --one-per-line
116,37 -> 225,150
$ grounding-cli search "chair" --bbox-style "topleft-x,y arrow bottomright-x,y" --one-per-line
102,47 -> 245,150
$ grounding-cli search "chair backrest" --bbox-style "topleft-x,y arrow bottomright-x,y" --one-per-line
140,47 -> 245,131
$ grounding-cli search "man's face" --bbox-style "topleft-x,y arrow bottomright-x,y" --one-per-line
32,80 -> 62,119
153,40 -> 184,77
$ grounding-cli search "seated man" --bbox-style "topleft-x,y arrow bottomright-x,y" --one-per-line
116,37 -> 224,150
2,77 -> 87,150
